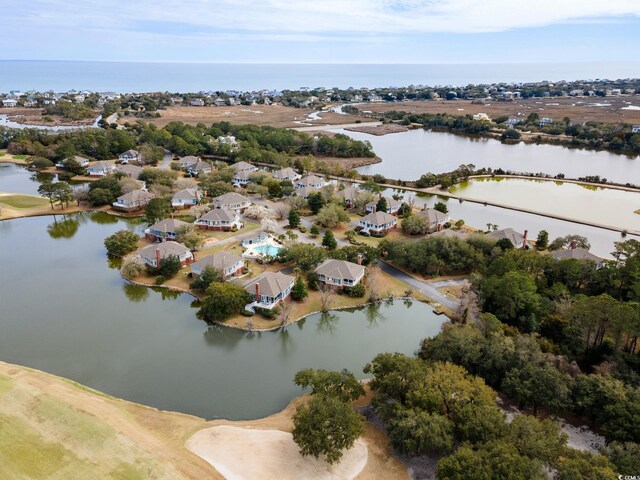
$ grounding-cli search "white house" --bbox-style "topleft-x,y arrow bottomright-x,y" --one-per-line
472,113 -> 491,122
632,125 -> 640,134
178,156 -> 200,170
232,170 -> 252,187
190,98 -> 205,107
191,251 -> 245,279
295,175 -> 325,189
315,259 -> 365,288
538,117 -> 553,127
144,218 -> 190,242
172,188 -> 201,209
56,155 -> 90,169
244,271 -> 295,311
217,135 -> 239,149
505,117 -> 522,128
139,242 -> 194,268
230,161 -> 257,174
87,161 -> 116,176
2,99 -> 18,108
272,167 -> 301,182
112,190 -> 155,211
212,192 -> 251,212
118,149 -> 140,164
365,196 -> 401,215
358,211 -> 397,235
188,161 -> 213,176
194,208 -> 243,231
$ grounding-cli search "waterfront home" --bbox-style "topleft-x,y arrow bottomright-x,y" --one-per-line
294,186 -> 320,200
489,228 -> 530,249
2,99 -> 18,107
244,271 -> 295,310
87,161 -> 116,176
115,164 -> 143,179
139,241 -> 194,268
188,161 -> 213,176
191,252 -> 244,279
144,218 -> 190,242
23,99 -> 38,108
172,188 -> 201,209
538,117 -> 553,127
212,192 -> 251,212
178,156 -> 200,170
315,259 -> 365,287
295,175 -> 325,189
417,208 -> 451,233
358,211 -> 397,235
194,208 -> 243,231
112,190 -> 155,211
272,167 -> 301,182
336,187 -> 359,208
118,149 -> 140,164
505,117 -> 522,128
232,170 -> 252,187
551,248 -> 605,268
632,125 -> 640,134
213,98 -> 226,107
365,196 -> 401,215
230,161 -> 257,174
190,98 -> 205,107
56,155 -> 90,169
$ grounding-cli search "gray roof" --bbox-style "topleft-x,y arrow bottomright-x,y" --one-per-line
417,208 -> 449,225
115,164 -> 143,178
120,149 -> 139,157
148,218 -> 190,233
213,192 -> 250,205
296,175 -> 324,187
360,211 -> 396,225
178,155 -> 200,166
198,208 -> 236,222
337,187 -> 358,202
315,259 -> 365,282
231,161 -> 255,172
172,188 -> 199,200
488,228 -> 527,248
66,155 -> 89,164
272,167 -> 298,180
233,170 -> 252,180
551,248 -> 602,263
189,161 -> 212,172
244,271 -> 295,297
89,161 -> 113,170
366,196 -> 400,210
139,241 -> 191,260
116,190 -> 154,203
192,252 -> 243,272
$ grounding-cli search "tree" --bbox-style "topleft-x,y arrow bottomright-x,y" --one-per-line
52,181 -> 74,209
496,237 -> 515,251
147,254 -> 181,277
291,276 -> 308,301
200,179 -> 233,198
307,192 -> 325,214
549,235 -> 591,251
294,368 -> 365,402
555,450 -> 618,480
88,187 -> 115,206
104,229 -> 139,257
197,282 -> 251,323
28,156 -> 54,169
281,243 -> 327,270
385,408 -> 454,455
316,204 -> 350,228
288,209 -> 300,228
190,265 -> 223,292
434,201 -> 448,214
310,224 -> 320,237
536,230 -> 549,250
319,283 -> 336,312
322,230 -> 337,250
175,224 -> 203,250
292,395 -> 364,465
479,271 -> 541,331
376,196 -> 388,213
37,182 -> 57,209
120,257 -> 145,280
401,214 -> 428,235
506,415 -> 567,465
144,197 -> 172,224
604,441 -> 640,474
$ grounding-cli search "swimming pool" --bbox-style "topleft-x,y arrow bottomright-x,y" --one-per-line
252,244 -> 283,257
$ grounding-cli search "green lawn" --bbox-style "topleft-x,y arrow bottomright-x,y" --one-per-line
0,194 -> 50,209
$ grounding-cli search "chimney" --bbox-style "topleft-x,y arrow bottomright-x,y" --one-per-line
357,253 -> 363,265
155,248 -> 161,267
255,282 -> 261,302
522,230 -> 528,249
191,250 -> 196,262
569,240 -> 577,250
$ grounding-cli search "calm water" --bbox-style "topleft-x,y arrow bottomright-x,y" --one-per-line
0,162 -> 54,195
0,214 -> 444,420
3,61 -> 640,93
340,129 -> 640,183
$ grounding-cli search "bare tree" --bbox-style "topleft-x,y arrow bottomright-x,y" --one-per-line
245,318 -> 254,331
189,203 -> 212,219
279,298 -> 293,326
73,188 -> 89,206
457,284 -> 479,323
319,284 -> 336,312
272,201 -> 291,221
364,264 -> 381,302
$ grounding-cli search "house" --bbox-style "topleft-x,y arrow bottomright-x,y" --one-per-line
538,118 -> 553,127
56,155 -> 89,169
244,271 -> 295,310
188,161 -> 213,176
217,135 -> 239,148
551,248 -> 605,269
241,233 -> 268,247
472,113 -> 491,122
365,196 -> 401,215
145,218 -> 190,242
315,259 -> 365,287
358,211 -> 397,234
272,167 -> 301,182
194,208 -> 243,231
212,192 -> 251,212
294,186 -> 320,200
232,170 -> 253,187
295,175 -> 325,189
112,190 -> 155,211
230,161 -> 257,174
178,156 -> 200,169
2,99 -> 18,108
488,228 -> 530,249
23,99 -> 38,108
190,98 -> 205,107
632,125 -> 640,134
505,117 -> 522,128
87,161 -> 116,176
213,98 -> 226,107
118,150 -> 140,164
172,188 -> 201,209
417,208 -> 450,233
139,241 -> 194,268
569,89 -> 584,96
336,187 -> 359,208
115,164 -> 143,179
191,251 -> 245,279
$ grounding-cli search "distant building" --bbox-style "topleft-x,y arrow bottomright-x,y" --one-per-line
472,113 -> 491,122
115,164 -> 143,179
365,196 -> 401,215
632,125 -> 640,134
118,149 -> 140,164
2,99 -> 18,107
272,167 -> 301,182
538,117 -> 553,127
177,156 -> 200,170
230,161 -> 257,174
551,248 -> 604,268
188,161 -> 213,176
336,186 -> 359,208
488,228 -> 530,249
190,98 -> 205,107
416,208 -> 450,233
56,155 -> 90,169
87,161 -> 116,176
505,117 -> 522,128
212,192 -> 251,212
295,175 -> 325,189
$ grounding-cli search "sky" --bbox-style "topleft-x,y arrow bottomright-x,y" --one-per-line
2,0 -> 640,63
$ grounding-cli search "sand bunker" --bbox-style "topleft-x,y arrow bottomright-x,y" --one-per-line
187,425 -> 368,480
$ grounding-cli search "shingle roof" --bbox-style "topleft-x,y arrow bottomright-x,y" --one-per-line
115,164 -> 143,178
139,241 -> 191,259
366,196 -> 401,210
551,248 -> 602,263
198,208 -> 236,222
417,208 -> 448,225
360,211 -> 396,225
193,252 -> 243,272
120,149 -> 139,157
148,218 -> 190,233
296,175 -> 325,187
178,155 -> 199,165
294,186 -> 320,198
231,161 -> 255,172
315,259 -> 365,282
337,187 -> 358,202
172,188 -> 199,200
213,192 -> 250,205
244,271 -> 294,297
116,190 -> 154,203
488,228 -> 526,247
272,167 -> 298,180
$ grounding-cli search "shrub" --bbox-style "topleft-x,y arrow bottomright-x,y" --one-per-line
155,275 -> 166,285
147,254 -> 182,278
345,284 -> 366,297
120,257 -> 145,279
104,229 -> 139,257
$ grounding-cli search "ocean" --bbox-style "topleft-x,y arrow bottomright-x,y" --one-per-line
2,61 -> 640,94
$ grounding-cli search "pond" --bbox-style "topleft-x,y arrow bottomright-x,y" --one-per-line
337,128 -> 640,183
0,162 -> 56,195
0,213 -> 446,420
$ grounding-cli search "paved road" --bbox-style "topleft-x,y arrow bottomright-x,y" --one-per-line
159,150 -> 173,170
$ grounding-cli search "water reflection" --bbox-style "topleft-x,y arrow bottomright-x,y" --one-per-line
90,211 -> 119,224
123,283 -> 149,303
317,312 -> 339,334
47,215 -> 80,239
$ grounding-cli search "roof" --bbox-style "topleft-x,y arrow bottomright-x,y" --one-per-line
66,155 -> 89,164
296,175 -> 324,187
294,186 -> 320,198
178,155 -> 200,165
230,161 -> 255,172
115,164 -> 143,178
244,271 -> 295,297
488,228 -> 527,247
213,192 -> 250,205
120,149 -> 139,157
272,167 -> 298,180
89,161 -> 113,170
366,196 -> 401,210
193,251 -> 244,272
116,190 -> 154,203
551,248 -> 603,263
198,208 -> 236,222
189,161 -> 212,172
315,259 -> 365,282
148,218 -> 190,233
337,187 -> 358,201
233,170 -> 252,180
431,229 -> 469,239
360,211 -> 396,225
139,241 -> 191,259
172,188 -> 199,200
417,208 -> 449,225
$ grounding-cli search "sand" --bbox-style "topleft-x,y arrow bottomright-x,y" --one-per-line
187,425 -> 368,480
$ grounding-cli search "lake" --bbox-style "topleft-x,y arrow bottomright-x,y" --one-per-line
0,162 -> 55,195
339,129 -> 640,184
0,213 -> 445,420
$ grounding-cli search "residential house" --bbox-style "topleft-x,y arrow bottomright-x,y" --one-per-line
172,188 -> 201,209
538,117 -> 553,127
232,170 -> 253,187
315,259 -> 365,288
112,190 -> 155,211
217,135 -> 239,149
115,164 -> 143,179
365,196 -> 401,215
505,117 -> 522,128
230,161 -> 257,174
23,99 -> 38,108
188,161 -> 213,176
488,228 -> 530,249
87,161 -> 116,176
118,149 -> 140,164
213,98 -> 227,107
212,192 -> 251,211
272,167 -> 301,182
191,252 -> 244,279
178,156 -> 200,170
56,155 -> 90,169
358,211 -> 397,235
190,98 -> 205,106
632,125 -> 640,134
472,113 -> 491,122
294,186 -> 320,200
241,233 -> 268,247
194,208 -> 243,231
295,175 -> 325,189
336,187 -> 359,208
551,248 -> 605,269
139,242 -> 194,268
144,218 -> 190,242
417,208 -> 450,233
244,271 -> 295,310
2,99 -> 18,107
